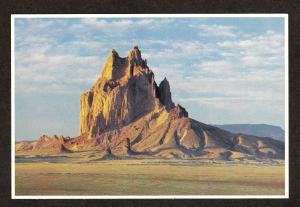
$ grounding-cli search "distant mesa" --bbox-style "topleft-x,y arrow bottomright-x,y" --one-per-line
16,46 -> 284,161
215,124 -> 285,142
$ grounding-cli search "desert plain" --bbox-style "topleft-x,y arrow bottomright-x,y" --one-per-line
15,154 -> 284,196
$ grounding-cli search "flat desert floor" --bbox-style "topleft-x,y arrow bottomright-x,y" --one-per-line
15,159 -> 285,196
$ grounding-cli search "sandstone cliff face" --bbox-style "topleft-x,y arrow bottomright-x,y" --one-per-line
80,46 -> 174,139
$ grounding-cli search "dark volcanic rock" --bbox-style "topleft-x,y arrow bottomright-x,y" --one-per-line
158,77 -> 175,110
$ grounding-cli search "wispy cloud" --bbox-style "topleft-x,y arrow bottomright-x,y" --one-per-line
189,24 -> 237,37
81,19 -> 134,31
15,51 -> 102,94
78,18 -> 174,34
218,30 -> 284,68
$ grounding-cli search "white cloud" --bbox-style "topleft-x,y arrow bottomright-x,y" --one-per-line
192,60 -> 236,76
218,30 -> 284,68
81,18 -> 134,29
190,24 -> 237,37
142,41 -> 218,64
15,51 -> 102,94
79,18 -> 174,34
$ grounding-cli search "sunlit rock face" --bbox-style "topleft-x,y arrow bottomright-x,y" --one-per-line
79,46 -> 175,139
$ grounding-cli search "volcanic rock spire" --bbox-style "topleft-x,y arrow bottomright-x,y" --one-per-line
158,77 -> 175,110
79,46 -> 175,138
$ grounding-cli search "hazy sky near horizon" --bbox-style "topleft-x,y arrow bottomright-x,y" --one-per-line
14,17 -> 286,140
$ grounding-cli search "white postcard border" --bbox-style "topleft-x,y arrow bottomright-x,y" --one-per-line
11,13 -> 289,199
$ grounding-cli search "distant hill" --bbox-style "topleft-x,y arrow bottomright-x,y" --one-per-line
214,124 -> 285,142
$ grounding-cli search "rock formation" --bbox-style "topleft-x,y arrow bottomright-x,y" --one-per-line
79,46 -> 172,139
16,135 -> 72,154
158,78 -> 175,110
16,46 -> 285,160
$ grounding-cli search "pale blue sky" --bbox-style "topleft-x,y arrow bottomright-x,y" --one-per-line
14,17 -> 286,140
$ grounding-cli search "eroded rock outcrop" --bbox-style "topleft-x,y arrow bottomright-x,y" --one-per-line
79,46 -> 176,139
16,135 -> 72,154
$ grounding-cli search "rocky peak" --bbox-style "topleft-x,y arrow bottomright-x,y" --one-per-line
100,49 -> 127,81
158,77 -> 175,110
127,46 -> 148,74
99,46 -> 148,83
128,46 -> 142,65
110,49 -> 119,58
170,104 -> 188,118
80,47 -> 180,139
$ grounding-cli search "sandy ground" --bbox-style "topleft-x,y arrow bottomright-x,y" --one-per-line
15,159 -> 285,196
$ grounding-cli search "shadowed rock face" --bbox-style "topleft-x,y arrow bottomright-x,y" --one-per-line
16,47 -> 285,160
158,78 -> 175,111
